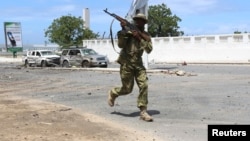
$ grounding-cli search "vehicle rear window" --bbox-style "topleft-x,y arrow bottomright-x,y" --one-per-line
62,50 -> 68,55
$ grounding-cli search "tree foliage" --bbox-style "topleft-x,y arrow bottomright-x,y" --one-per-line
148,3 -> 184,37
45,15 -> 98,47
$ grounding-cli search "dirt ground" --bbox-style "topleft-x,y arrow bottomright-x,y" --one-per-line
0,64 -> 160,141
0,95 -> 157,141
2,57 -> 250,141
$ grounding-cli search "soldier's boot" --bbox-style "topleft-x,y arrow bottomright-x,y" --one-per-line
108,90 -> 116,107
140,107 -> 153,122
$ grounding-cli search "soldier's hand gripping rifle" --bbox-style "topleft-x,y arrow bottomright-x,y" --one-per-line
103,8 -> 151,42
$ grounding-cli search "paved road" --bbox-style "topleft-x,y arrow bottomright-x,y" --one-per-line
1,62 -> 250,141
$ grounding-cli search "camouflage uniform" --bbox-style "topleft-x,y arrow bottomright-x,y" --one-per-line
110,30 -> 153,108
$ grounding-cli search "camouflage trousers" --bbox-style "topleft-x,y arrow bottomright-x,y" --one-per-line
110,63 -> 149,108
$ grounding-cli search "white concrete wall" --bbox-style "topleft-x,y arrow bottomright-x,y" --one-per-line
83,33 -> 250,64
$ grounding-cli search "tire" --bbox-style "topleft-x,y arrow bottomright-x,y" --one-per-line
41,61 -> 47,67
82,61 -> 90,68
24,60 -> 29,68
62,61 -> 69,68
101,65 -> 108,68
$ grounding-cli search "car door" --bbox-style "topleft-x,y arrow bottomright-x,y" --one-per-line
74,49 -> 82,66
68,50 -> 77,66
27,51 -> 36,64
35,51 -> 42,64
68,49 -> 82,66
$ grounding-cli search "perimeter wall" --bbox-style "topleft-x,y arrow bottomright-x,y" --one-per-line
83,33 -> 250,64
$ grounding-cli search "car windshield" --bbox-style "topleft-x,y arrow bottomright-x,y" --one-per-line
81,49 -> 97,55
41,51 -> 54,56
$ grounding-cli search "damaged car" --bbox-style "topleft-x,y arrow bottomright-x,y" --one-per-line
22,50 -> 60,67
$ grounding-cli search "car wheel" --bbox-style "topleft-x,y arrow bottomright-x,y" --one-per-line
62,61 -> 69,68
82,61 -> 90,68
24,60 -> 29,68
41,61 -> 47,67
101,64 -> 108,68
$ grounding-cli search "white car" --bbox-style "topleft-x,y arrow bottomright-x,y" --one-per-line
22,50 -> 60,67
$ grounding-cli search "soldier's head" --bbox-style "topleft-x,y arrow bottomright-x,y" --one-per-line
133,13 -> 148,27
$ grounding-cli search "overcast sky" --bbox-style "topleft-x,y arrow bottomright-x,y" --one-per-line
0,0 -> 249,44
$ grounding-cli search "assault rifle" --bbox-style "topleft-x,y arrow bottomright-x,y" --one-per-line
103,8 -> 150,42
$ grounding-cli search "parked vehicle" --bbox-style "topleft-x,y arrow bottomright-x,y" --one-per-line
60,47 -> 109,68
22,50 -> 60,67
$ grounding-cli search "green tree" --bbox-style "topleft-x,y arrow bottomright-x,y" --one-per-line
234,31 -> 241,34
45,15 -> 98,47
148,3 -> 184,37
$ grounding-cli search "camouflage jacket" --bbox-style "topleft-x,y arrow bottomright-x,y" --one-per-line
116,30 -> 153,65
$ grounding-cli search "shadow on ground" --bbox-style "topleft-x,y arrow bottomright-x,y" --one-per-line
111,110 -> 160,117
151,66 -> 178,70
